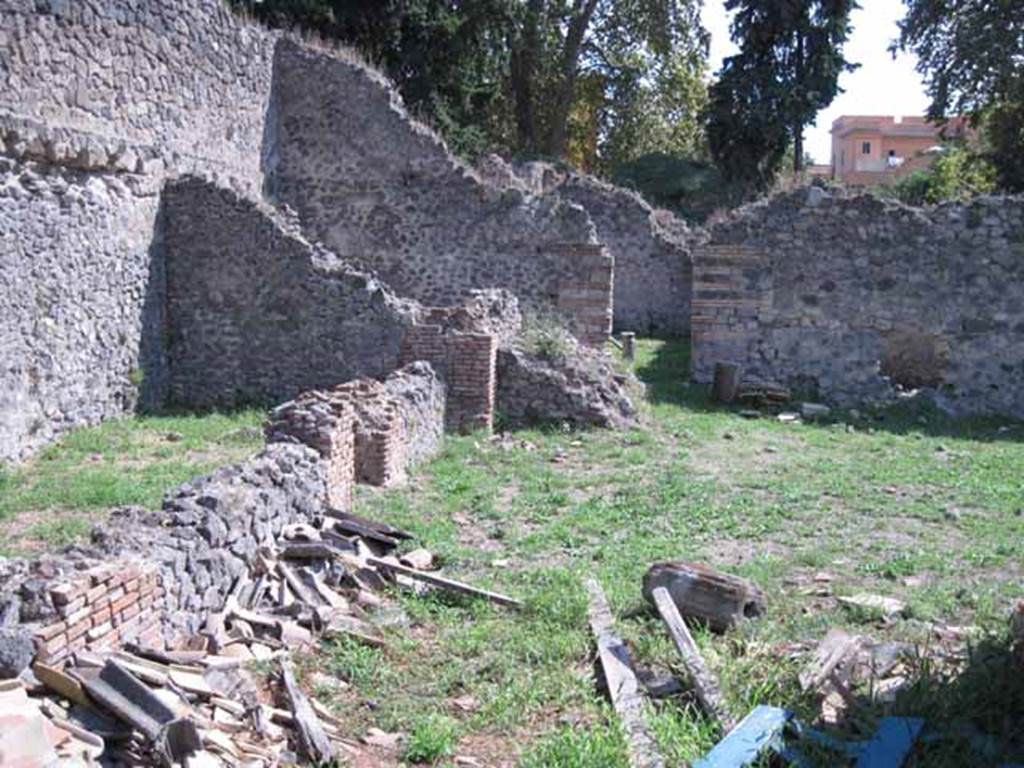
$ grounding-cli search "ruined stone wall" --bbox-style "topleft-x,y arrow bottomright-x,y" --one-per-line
497,160 -> 695,336
162,177 -> 418,409
1,443 -> 327,665
0,0 -> 277,192
0,0 -> 278,462
693,189 -> 1024,417
267,40 -> 612,343
0,157 -> 166,462
496,345 -> 638,429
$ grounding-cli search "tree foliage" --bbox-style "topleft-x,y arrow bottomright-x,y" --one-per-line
706,0 -> 857,189
895,0 -> 1024,192
235,0 -> 708,168
882,145 -> 997,206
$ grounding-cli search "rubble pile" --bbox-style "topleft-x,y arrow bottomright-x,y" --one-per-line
0,509 -> 519,766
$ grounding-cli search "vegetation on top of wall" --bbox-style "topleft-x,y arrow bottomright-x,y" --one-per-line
230,0 -> 710,169
519,310 -> 576,362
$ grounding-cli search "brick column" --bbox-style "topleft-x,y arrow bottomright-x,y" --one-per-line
551,243 -> 614,346
691,245 -> 772,382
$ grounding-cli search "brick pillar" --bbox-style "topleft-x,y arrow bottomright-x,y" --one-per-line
448,333 -> 497,433
266,395 -> 356,511
691,245 -> 772,382
551,243 -> 614,346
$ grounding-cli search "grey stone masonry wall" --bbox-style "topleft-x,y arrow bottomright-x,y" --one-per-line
162,176 -> 418,409
0,0 -> 277,193
267,40 -> 611,342
0,156 -> 165,462
496,159 -> 695,336
693,188 -> 1024,417
0,443 -> 328,666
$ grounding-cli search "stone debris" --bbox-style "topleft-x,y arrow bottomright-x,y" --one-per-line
837,593 -> 907,621
0,507 -> 519,766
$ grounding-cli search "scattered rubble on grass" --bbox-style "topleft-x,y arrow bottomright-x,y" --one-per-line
0,509 -> 519,766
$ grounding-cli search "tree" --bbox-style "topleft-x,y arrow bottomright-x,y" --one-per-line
237,0 -> 708,167
707,0 -> 857,188
895,0 -> 1024,192
238,0 -> 513,157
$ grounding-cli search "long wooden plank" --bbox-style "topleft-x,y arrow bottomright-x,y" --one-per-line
651,586 -> 736,730
280,659 -> 334,765
365,557 -> 522,609
585,578 -> 665,768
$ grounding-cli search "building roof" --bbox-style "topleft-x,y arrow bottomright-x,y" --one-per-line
830,115 -> 966,139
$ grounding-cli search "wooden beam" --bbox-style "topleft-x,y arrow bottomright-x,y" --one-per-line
280,659 -> 334,765
366,557 -> 522,609
585,578 -> 664,768
651,586 -> 735,730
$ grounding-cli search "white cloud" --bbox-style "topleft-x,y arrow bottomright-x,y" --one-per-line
701,0 -> 930,164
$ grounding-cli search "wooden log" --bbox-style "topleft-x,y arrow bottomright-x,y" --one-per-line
643,562 -> 765,633
365,557 -> 522,608
651,587 -> 735,730
280,659 -> 334,765
712,362 -> 742,404
585,578 -> 664,768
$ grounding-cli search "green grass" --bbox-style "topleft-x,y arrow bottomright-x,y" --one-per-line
0,410 -> 263,555
306,338 -> 1024,767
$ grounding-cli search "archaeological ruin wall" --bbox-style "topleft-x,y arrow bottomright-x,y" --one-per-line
0,0 -> 277,192
490,159 -> 696,336
161,177 -> 418,409
0,0 -> 633,465
692,189 -> 1024,417
267,40 -> 614,344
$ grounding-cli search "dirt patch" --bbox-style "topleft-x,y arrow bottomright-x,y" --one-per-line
0,507 -> 104,555
704,537 -> 793,567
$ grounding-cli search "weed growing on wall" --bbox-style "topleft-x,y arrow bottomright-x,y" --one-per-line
519,311 -> 576,361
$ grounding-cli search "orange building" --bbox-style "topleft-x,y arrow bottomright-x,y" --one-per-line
830,115 -> 969,185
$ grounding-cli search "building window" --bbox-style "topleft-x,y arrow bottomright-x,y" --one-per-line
861,141 -> 871,154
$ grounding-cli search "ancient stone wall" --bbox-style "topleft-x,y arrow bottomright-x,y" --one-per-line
497,160 -> 695,336
0,157 -> 166,462
0,0 -> 277,192
0,0 -> 278,462
693,189 -> 1024,417
267,40 -> 612,343
0,443 -> 327,665
162,177 -> 418,409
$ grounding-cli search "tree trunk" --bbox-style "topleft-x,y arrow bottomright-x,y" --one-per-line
544,0 -> 600,158
510,0 -> 544,155
793,28 -> 805,174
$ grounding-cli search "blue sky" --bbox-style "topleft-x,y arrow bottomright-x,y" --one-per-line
701,0 -> 930,164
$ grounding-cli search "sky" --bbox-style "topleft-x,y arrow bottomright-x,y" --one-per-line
701,0 -> 931,164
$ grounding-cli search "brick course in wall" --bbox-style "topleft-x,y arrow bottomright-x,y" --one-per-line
692,188 -> 1024,417
551,243 -> 615,346
33,561 -> 164,664
401,327 -> 498,433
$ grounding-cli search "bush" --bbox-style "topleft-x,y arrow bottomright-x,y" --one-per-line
520,312 -> 575,361
403,714 -> 458,764
882,145 -> 997,205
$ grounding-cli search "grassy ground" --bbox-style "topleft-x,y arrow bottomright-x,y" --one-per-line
307,338 -> 1024,767
0,411 -> 263,555
1,341 -> 1021,765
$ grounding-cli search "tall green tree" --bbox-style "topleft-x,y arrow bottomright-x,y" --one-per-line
236,0 -> 708,167
895,0 -> 1024,192
707,0 -> 857,188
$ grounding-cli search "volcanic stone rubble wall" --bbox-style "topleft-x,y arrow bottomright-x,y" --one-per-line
692,189 -> 1024,417
161,177 -> 418,408
267,40 -> 613,344
0,0 -> 624,463
493,159 -> 696,336
0,443 -> 328,668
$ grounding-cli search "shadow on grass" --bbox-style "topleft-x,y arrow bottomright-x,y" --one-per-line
633,336 -> 1024,444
